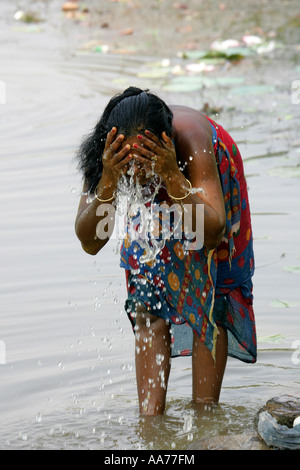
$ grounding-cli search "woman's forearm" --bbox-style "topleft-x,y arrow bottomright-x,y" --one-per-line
75,173 -> 117,255
75,198 -> 116,255
164,172 -> 225,250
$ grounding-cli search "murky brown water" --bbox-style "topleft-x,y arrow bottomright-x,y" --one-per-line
0,0 -> 299,450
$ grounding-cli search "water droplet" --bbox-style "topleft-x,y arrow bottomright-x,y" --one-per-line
156,353 -> 164,365
183,413 -> 193,433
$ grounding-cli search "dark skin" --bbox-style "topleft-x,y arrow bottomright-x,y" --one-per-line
75,105 -> 228,415
75,106 -> 226,253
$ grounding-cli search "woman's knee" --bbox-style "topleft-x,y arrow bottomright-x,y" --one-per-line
134,304 -> 168,334
135,304 -> 159,327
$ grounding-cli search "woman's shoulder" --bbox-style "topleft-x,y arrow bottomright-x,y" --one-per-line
169,105 -> 213,144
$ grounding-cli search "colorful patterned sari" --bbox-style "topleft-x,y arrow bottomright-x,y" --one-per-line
120,116 -> 256,363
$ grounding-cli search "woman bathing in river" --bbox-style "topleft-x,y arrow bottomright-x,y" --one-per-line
75,87 -> 256,416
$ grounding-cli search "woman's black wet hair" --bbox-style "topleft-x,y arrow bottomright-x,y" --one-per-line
76,86 -> 173,192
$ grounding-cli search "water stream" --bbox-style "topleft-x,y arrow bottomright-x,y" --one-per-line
0,0 -> 299,450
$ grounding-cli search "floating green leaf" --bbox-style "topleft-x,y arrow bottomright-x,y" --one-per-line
213,77 -> 245,85
231,85 -> 276,95
283,266 -> 300,274
179,50 -> 207,60
180,46 -> 254,61
270,299 -> 290,308
163,75 -> 244,92
258,334 -> 287,343
267,166 -> 300,178
270,299 -> 300,308
163,76 -> 207,92
137,68 -> 170,79
202,50 -> 245,62
284,114 -> 294,120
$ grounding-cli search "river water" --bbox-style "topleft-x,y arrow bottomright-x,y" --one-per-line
0,0 -> 299,450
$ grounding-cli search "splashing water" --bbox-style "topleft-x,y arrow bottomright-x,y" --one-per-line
155,354 -> 164,366
115,171 -> 167,263
113,167 -> 205,263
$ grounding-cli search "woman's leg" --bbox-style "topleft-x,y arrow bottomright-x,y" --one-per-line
192,326 -> 228,403
134,304 -> 171,415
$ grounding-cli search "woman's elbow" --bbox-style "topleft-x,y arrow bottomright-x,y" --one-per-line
81,242 -> 101,256
205,221 -> 226,251
78,234 -> 109,255
75,226 -> 100,256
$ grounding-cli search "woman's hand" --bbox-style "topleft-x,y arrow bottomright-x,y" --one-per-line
101,127 -> 132,188
75,127 -> 131,254
132,130 -> 180,185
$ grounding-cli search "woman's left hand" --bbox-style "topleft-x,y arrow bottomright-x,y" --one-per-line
132,130 -> 180,184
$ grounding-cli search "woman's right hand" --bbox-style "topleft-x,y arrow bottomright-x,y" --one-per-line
101,127 -> 132,188
75,127 -> 132,255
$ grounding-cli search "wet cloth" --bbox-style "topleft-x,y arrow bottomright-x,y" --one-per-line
120,116 -> 256,363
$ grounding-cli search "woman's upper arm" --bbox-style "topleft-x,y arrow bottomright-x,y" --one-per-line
75,180 -> 91,231
174,115 -> 226,232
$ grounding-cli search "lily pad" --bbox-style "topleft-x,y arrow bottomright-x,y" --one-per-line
178,50 -> 207,60
267,166 -> 300,178
202,50 -> 244,61
244,150 -> 288,162
231,85 -> 276,95
283,266 -> 300,274
258,334 -> 287,343
137,69 -> 170,79
221,46 -> 254,57
213,77 -> 245,85
163,75 -> 245,92
163,76 -> 209,92
270,299 -> 300,308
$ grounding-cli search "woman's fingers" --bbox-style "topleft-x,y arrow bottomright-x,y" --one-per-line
137,132 -> 161,153
143,130 -> 173,149
112,144 -> 131,164
144,130 -> 162,146
104,127 -> 117,151
103,129 -> 174,183
132,145 -> 154,161
133,139 -> 160,162
104,128 -> 126,155
109,134 -> 126,153
161,131 -> 174,148
132,153 -> 154,171
135,130 -> 173,160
